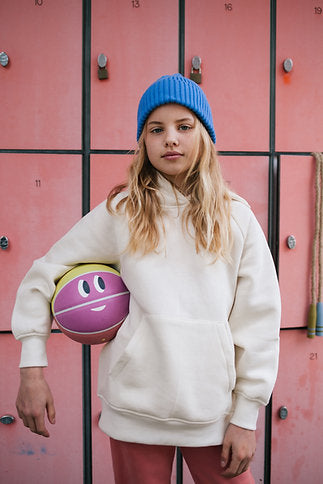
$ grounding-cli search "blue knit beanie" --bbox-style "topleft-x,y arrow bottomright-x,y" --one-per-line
137,74 -> 216,143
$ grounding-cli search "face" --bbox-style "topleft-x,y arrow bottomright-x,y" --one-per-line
144,104 -> 198,188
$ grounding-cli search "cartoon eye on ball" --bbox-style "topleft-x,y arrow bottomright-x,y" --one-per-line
51,264 -> 130,345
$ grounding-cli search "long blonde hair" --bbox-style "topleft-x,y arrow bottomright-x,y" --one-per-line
107,118 -> 232,261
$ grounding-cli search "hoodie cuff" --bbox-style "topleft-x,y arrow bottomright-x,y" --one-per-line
19,335 -> 48,368
229,393 -> 261,430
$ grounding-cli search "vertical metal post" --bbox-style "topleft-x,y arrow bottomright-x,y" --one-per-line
265,2 -> 278,484
178,0 -> 185,75
82,0 -> 92,483
177,2 -> 185,481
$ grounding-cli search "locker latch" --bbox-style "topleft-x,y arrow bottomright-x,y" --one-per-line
279,406 -> 288,420
0,236 -> 9,250
0,414 -> 15,425
98,54 -> 108,80
0,52 -> 9,67
283,58 -> 293,73
286,235 -> 296,249
190,56 -> 202,84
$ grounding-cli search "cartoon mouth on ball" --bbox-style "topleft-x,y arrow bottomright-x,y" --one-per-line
91,304 -> 106,312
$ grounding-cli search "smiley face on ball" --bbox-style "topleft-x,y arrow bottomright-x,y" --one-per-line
52,264 -> 130,334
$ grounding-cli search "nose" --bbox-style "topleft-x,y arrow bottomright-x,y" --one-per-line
164,127 -> 179,147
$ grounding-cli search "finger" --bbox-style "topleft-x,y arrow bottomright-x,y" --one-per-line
222,458 -> 250,478
220,442 -> 231,468
33,414 -> 50,437
236,458 -> 250,476
46,400 -> 56,425
221,453 -> 241,477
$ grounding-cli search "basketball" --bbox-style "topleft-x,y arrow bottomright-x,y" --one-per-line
51,264 -> 130,345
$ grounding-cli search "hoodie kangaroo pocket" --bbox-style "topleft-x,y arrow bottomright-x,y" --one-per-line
105,315 -> 235,423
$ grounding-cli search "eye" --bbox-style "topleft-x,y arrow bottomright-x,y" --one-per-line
179,124 -> 192,131
94,275 -> 105,293
150,127 -> 163,134
78,279 -> 90,298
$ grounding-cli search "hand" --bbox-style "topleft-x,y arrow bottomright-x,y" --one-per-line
220,423 -> 256,478
16,367 -> 56,438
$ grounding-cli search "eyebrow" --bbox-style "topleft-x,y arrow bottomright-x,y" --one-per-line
147,117 -> 195,126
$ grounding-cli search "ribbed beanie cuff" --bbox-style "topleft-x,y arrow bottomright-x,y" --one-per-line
137,74 -> 216,143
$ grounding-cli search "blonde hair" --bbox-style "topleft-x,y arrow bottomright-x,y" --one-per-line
107,118 -> 232,261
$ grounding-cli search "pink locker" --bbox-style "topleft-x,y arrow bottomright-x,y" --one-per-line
0,153 -> 83,481
276,0 -> 323,152
185,0 -> 270,151
271,330 -> 323,484
279,156 -> 316,328
91,0 -> 178,150
0,0 -> 82,150
0,154 -> 82,331
0,333 -> 83,483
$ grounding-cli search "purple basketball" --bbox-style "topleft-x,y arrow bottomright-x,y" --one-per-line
51,264 -> 129,344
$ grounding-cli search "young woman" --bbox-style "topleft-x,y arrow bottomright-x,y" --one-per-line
12,74 -> 280,483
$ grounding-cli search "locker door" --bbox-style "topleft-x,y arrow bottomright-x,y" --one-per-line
185,0 -> 270,152
0,0 -> 82,150
279,156 -> 315,328
220,156 -> 269,484
0,154 -> 82,331
91,0 -> 178,150
271,329 -> 323,484
276,0 -> 323,152
0,333 -> 83,484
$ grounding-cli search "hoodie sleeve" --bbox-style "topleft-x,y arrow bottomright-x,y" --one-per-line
11,200 -> 126,368
228,205 -> 281,430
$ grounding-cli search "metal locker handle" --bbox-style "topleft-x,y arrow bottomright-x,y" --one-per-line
286,235 -> 296,249
0,415 -> 15,425
279,406 -> 288,420
0,235 -> 9,250
0,52 -> 9,67
283,58 -> 293,73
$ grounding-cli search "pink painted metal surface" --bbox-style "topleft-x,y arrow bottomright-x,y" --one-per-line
0,154 -> 82,330
0,0 -> 82,150
272,329 -> 323,483
220,156 -> 269,234
90,154 -> 133,208
279,156 -> 315,328
0,333 -> 83,484
91,0 -> 178,150
276,0 -> 323,152
185,0 -> 270,151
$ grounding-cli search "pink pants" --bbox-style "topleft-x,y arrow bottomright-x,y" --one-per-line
110,438 -> 255,484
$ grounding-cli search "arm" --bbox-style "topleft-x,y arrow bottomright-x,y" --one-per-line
16,367 -> 55,438
222,206 -> 280,475
12,200 -> 124,368
229,208 -> 281,429
12,200 -> 126,435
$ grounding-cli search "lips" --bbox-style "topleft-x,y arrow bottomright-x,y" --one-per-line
162,151 -> 183,159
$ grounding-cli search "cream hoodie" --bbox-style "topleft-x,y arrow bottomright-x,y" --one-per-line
12,175 -> 281,447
